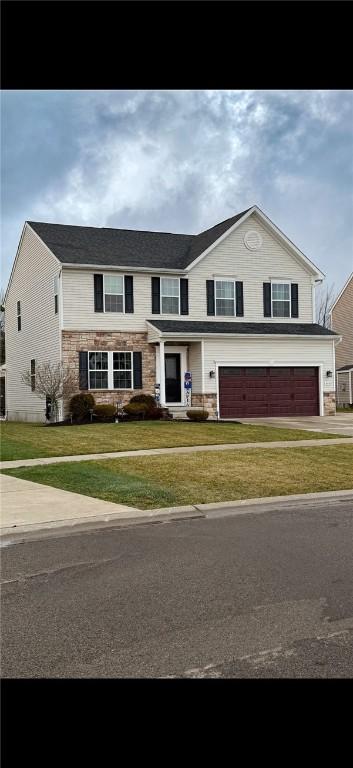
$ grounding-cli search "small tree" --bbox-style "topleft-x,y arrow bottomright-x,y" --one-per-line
22,361 -> 79,422
316,282 -> 336,328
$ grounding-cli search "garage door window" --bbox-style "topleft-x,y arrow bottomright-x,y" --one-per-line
272,283 -> 290,317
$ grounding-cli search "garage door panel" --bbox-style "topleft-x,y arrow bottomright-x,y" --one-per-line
219,366 -> 319,418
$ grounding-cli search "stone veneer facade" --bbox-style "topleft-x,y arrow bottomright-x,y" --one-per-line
191,392 -> 217,414
62,331 -> 156,412
323,391 -> 336,416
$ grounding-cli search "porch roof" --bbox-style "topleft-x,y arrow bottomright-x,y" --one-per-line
146,319 -> 339,340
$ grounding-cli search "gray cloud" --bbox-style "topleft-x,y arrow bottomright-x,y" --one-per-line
2,90 -> 352,294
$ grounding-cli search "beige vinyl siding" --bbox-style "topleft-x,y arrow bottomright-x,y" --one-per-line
188,342 -> 202,392
188,215 -> 314,322
331,275 -> 353,369
202,336 -> 335,402
5,225 -> 61,422
61,212 -> 314,330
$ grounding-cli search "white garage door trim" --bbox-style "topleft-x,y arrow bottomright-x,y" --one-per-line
215,362 -> 324,417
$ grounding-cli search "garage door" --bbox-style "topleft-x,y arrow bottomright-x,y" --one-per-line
219,367 -> 319,418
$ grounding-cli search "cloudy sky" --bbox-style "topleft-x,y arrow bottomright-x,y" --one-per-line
2,90 -> 352,293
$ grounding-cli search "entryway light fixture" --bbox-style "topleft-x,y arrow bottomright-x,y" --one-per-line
209,370 -> 215,378
326,370 -> 332,378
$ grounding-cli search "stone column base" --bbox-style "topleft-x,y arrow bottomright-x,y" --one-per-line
191,393 -> 217,415
323,391 -> 336,415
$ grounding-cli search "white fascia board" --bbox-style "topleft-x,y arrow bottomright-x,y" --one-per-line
337,368 -> 353,373
185,205 -> 325,279
149,331 -> 340,341
185,207 -> 256,271
62,263 -> 187,275
330,272 -> 353,313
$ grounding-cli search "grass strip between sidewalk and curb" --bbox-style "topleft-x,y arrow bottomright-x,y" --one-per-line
2,444 -> 353,510
0,420 -> 346,462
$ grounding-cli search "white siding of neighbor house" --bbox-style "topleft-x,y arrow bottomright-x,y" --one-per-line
5,225 -> 62,422
202,336 -> 336,403
61,212 -> 315,331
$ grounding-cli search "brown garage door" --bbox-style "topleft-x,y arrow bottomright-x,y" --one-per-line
219,366 -> 319,418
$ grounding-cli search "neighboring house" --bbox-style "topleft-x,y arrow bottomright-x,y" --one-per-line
330,272 -> 353,407
0,364 -> 6,418
4,205 -> 340,422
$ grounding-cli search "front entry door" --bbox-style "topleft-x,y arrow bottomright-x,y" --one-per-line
165,353 -> 181,403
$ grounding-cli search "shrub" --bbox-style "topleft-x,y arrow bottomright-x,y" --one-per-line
94,404 -> 116,422
70,392 -> 96,422
186,409 -> 209,422
123,402 -> 149,419
129,394 -> 156,409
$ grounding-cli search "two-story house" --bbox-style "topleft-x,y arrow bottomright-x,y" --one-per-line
330,272 -> 353,407
4,205 -> 340,422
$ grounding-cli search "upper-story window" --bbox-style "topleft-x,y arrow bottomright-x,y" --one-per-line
271,282 -> 291,317
17,301 -> 21,331
104,275 -> 124,313
215,280 -> 236,316
161,278 -> 180,314
54,276 -> 59,315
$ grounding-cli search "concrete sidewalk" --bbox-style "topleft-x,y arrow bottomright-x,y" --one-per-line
1,436 -> 352,470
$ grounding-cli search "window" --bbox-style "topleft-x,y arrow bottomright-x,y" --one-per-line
161,278 -> 180,314
30,359 -> 36,391
215,280 -> 235,316
271,282 -> 290,317
88,351 -> 133,390
54,276 -> 59,314
104,275 -> 124,313
113,352 -> 132,389
17,301 -> 21,331
89,352 -> 109,389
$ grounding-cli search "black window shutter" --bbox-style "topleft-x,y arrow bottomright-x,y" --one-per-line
152,277 -> 160,314
263,283 -> 272,317
180,279 -> 189,315
291,283 -> 299,317
206,280 -> 215,315
235,282 -> 244,316
79,351 -> 88,390
124,275 -> 134,313
94,274 -> 104,312
133,351 -> 142,389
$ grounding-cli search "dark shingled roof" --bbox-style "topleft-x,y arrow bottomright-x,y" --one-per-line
28,209 -> 251,270
337,364 -> 353,371
147,320 -> 338,336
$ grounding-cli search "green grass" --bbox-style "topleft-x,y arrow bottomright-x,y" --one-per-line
0,420 -> 345,461
3,445 -> 353,509
336,407 -> 353,413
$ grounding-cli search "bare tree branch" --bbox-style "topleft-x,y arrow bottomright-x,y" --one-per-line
22,361 -> 79,421
316,282 -> 337,328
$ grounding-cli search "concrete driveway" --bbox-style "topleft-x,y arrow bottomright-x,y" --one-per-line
238,414 -> 353,436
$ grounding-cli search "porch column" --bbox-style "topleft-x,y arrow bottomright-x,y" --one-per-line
159,340 -> 166,406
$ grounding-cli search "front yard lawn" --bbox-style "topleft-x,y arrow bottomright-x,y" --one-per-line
0,420 -> 345,461
3,445 -> 353,509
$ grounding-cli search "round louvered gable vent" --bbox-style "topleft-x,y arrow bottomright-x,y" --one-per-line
244,230 -> 262,250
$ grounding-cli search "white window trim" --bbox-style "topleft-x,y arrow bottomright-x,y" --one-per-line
270,279 -> 291,319
160,277 -> 181,316
88,350 -> 134,391
214,278 -> 237,317
103,274 -> 125,314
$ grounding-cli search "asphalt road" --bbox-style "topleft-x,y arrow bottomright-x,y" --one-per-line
1,499 -> 353,678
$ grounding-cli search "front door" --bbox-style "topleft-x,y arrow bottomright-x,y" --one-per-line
165,353 -> 181,403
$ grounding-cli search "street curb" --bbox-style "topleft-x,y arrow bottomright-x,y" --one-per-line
0,507 -> 204,544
